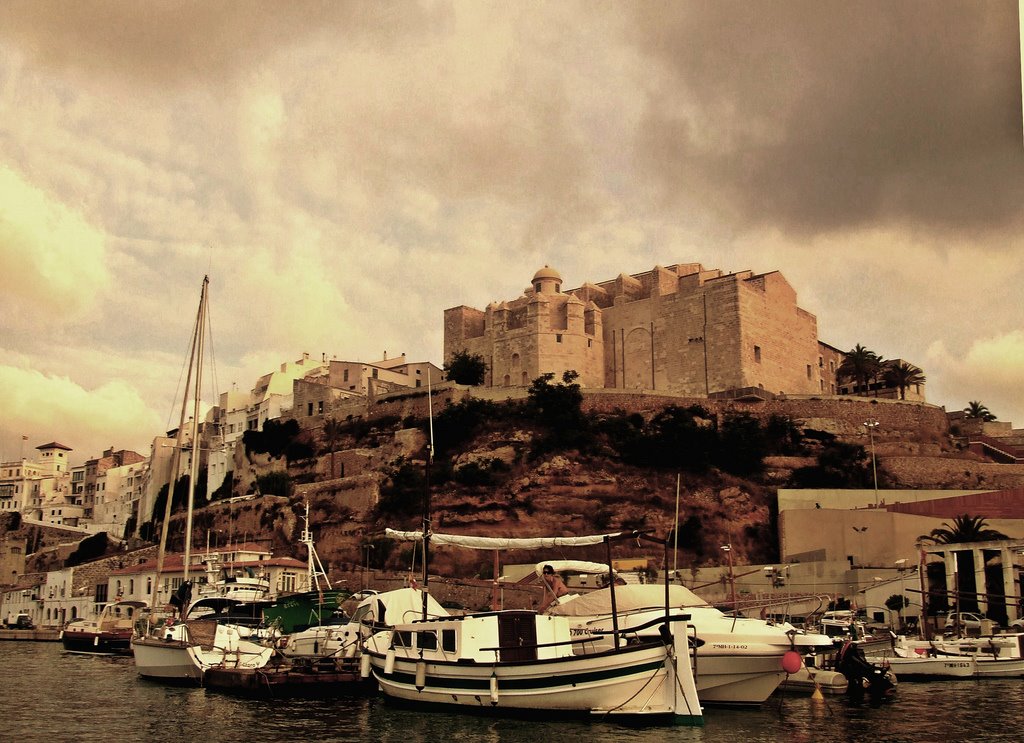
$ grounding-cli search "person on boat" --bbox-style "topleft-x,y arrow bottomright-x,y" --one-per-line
538,565 -> 568,612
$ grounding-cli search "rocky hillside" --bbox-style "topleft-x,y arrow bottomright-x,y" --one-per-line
135,384 -> 1024,580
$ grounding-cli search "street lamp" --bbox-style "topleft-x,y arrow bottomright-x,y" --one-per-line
852,526 -> 869,568
721,544 -> 737,613
864,420 -> 879,506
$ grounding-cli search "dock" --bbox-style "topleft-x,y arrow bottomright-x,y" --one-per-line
0,628 -> 61,642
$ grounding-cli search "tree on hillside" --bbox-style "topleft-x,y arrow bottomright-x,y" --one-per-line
527,370 -> 589,454
837,344 -> 884,395
883,360 -> 925,400
918,514 -> 1008,545
788,441 -> 874,488
444,350 -> 488,386
964,401 -> 996,422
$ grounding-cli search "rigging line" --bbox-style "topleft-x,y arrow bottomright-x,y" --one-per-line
165,321 -> 196,432
204,278 -> 221,422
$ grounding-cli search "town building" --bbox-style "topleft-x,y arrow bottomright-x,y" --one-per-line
0,442 -> 74,517
108,543 -> 309,609
444,263 -> 848,399
292,353 -> 444,423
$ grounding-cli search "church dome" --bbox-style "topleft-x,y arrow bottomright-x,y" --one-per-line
532,265 -> 562,282
531,265 -> 562,295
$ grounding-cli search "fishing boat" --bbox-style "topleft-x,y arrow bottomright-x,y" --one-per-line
60,600 -> 147,655
385,529 -> 831,707
363,606 -> 700,721
369,529 -> 703,723
262,501 -> 345,634
203,656 -> 365,698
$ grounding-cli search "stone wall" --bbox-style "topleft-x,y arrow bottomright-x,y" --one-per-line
884,456 -> 1024,490
579,390 -> 950,443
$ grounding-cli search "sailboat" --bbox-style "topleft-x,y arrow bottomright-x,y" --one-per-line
132,276 -> 273,682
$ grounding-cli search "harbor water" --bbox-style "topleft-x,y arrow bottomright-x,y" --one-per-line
3,643 -> 1021,742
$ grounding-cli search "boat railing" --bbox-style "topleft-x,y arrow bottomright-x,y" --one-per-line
478,614 -> 694,656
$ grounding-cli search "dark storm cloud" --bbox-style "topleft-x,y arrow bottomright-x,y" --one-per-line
0,0 -> 443,87
627,0 -> 1024,237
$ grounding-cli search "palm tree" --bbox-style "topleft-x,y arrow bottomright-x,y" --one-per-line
964,401 -> 996,422
322,418 -> 344,478
883,360 -> 925,400
918,514 -> 1009,545
837,344 -> 884,395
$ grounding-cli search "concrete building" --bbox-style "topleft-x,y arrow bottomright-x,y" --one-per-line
81,449 -> 146,520
445,263 -> 844,398
92,458 -> 148,537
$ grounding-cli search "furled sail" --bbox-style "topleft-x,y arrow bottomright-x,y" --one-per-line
384,529 -> 630,550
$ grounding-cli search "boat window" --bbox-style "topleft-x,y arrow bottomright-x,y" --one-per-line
417,631 -> 438,651
442,629 -> 456,653
393,631 -> 413,649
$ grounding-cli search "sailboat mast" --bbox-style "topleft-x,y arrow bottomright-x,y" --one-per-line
183,275 -> 209,586
149,277 -> 205,610
421,368 -> 434,620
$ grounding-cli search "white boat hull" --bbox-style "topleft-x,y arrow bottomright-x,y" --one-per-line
132,639 -> 204,682
133,621 -> 273,683
886,655 -> 975,679
368,640 -> 700,722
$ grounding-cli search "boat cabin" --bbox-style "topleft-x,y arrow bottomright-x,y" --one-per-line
389,611 -> 579,663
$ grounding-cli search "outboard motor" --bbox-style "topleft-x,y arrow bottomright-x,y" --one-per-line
835,641 -> 896,705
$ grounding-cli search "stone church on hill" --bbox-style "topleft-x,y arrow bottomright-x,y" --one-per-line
443,263 -> 846,399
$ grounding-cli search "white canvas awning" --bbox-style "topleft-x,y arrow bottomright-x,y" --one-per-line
384,529 -> 629,550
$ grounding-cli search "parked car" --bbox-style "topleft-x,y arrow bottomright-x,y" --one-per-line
943,612 -> 984,634
14,613 -> 34,629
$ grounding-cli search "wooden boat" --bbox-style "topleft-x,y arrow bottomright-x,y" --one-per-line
363,609 -> 702,722
60,601 -> 146,655
203,657 -> 371,698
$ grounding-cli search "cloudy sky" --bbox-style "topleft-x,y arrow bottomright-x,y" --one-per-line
1,1 -> 1021,465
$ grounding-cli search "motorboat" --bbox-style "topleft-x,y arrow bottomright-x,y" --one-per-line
205,588 -> 446,696
547,583 -> 833,705
887,633 -> 1024,678
60,600 -> 146,655
132,618 -> 274,683
281,587 -> 441,660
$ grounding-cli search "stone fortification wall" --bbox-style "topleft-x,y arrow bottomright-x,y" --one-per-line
579,390 -> 950,443
883,456 -> 1024,490
72,545 -> 159,596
